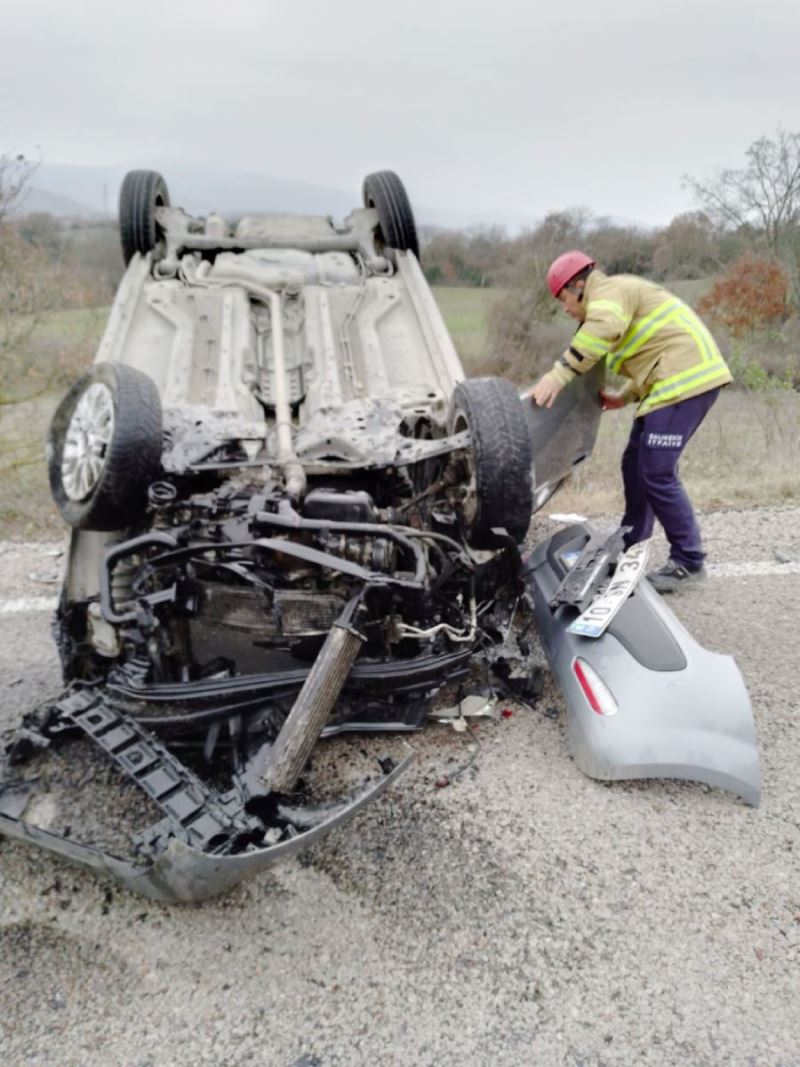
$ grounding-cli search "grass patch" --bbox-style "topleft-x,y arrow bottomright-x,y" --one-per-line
432,286 -> 502,365
666,277 -> 714,307
1,306 -> 107,405
29,305 -> 109,345
0,394 -> 62,539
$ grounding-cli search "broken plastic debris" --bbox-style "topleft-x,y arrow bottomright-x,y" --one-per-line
432,694 -> 498,723
501,708 -> 514,719
548,513 -> 588,523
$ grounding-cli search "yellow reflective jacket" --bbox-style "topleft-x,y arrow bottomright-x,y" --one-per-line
547,270 -> 732,415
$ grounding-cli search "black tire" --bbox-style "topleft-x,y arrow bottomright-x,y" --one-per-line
362,170 -> 419,258
449,377 -> 533,548
119,170 -> 170,265
47,363 -> 163,531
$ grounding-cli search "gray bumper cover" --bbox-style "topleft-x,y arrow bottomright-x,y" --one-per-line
524,525 -> 761,806
0,754 -> 412,902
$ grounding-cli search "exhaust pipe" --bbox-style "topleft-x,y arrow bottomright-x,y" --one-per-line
250,283 -> 307,500
263,597 -> 364,794
196,260 -> 307,500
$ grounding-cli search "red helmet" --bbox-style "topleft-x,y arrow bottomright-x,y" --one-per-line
547,250 -> 596,297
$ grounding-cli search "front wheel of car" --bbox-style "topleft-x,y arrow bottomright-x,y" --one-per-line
119,169 -> 170,265
362,170 -> 420,258
47,362 -> 163,531
449,377 -> 533,549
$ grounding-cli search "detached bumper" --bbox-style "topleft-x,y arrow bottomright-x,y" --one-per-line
0,754 -> 412,903
524,524 -> 761,806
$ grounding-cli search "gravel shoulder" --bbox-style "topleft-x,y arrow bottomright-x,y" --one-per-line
1,508 -> 799,1067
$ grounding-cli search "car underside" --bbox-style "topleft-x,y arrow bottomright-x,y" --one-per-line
0,171 -> 761,902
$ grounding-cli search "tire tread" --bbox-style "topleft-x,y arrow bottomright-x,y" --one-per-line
362,170 -> 419,258
119,170 -> 169,265
450,377 -> 533,548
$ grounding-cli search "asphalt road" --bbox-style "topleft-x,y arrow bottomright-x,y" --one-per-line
1,507 -> 799,1067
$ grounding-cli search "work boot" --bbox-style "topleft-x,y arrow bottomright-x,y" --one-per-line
646,559 -> 706,593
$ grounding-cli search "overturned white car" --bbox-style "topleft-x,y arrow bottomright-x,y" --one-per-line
0,171 -> 759,901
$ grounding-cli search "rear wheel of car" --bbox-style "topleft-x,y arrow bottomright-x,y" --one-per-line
47,362 -> 163,531
119,170 -> 170,265
449,377 -> 533,548
362,170 -> 419,258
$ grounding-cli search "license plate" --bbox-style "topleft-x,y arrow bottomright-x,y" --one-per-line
566,541 -> 650,639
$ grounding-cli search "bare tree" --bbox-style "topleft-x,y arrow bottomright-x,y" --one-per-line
651,211 -> 722,280
0,152 -> 80,408
421,224 -> 511,288
684,129 -> 800,257
0,153 -> 37,225
589,222 -> 655,277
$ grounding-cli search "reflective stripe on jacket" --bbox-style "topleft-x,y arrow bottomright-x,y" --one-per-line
548,271 -> 732,415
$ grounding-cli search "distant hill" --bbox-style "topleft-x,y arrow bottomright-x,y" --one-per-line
21,184 -> 103,219
21,162 -> 368,223
17,161 -> 541,231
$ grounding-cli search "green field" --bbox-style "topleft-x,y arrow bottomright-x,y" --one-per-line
1,306 -> 108,408
432,286 -> 501,366
667,277 -> 714,306
30,305 -> 108,345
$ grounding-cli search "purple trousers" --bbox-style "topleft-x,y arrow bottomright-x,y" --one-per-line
621,388 -> 720,570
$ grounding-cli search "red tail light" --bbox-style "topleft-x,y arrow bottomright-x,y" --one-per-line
573,658 -> 618,716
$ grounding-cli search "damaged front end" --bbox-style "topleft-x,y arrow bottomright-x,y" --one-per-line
1,713 -> 412,904
0,163 -> 548,900
1,476 -> 530,901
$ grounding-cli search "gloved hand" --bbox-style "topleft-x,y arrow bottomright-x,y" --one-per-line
599,389 -> 628,411
528,375 -> 565,409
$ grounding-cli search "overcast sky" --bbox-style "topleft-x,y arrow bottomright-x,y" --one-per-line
3,0 -> 799,228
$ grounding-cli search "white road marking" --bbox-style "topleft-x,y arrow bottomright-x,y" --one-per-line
0,597 -> 58,614
0,541 -> 64,553
707,561 -> 800,577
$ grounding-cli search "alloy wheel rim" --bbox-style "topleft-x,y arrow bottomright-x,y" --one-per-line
61,383 -> 115,500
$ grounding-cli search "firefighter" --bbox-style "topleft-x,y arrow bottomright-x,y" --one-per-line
528,251 -> 732,592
